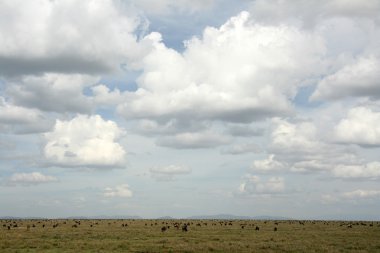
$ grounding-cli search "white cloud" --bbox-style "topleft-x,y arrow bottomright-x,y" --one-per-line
0,0 -> 146,77
104,184 -> 133,198
0,97 -> 53,133
91,84 -> 127,107
150,165 -> 191,181
333,162 -> 380,179
290,160 -> 331,173
252,154 -> 287,172
118,11 -> 326,124
0,97 -> 41,124
343,189 -> 380,199
239,175 -> 285,195
134,119 -> 208,136
322,189 -> 380,204
225,124 -> 265,137
250,0 -> 380,27
334,107 -> 380,146
156,131 -> 230,149
129,0 -> 215,14
311,56 -> 380,101
221,143 -> 260,155
267,118 -> 362,175
44,115 -> 126,168
7,73 -> 98,113
8,172 -> 57,185
270,118 -> 323,154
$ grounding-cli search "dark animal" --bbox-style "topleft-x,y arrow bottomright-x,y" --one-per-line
255,226 -> 260,231
182,224 -> 188,232
274,227 -> 277,231
161,226 -> 167,232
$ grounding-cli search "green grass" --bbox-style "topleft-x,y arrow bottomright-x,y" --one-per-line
1,219 -> 379,252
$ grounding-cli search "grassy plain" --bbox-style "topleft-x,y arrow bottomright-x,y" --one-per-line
1,219 -> 380,252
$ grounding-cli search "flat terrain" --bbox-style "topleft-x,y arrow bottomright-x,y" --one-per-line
1,219 -> 380,252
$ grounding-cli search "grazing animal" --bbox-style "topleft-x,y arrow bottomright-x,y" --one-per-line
255,226 -> 260,231
161,226 -> 167,232
182,224 -> 188,232
8,226 -> 10,230
274,227 -> 277,231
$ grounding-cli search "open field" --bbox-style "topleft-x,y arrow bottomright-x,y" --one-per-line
1,219 -> 380,252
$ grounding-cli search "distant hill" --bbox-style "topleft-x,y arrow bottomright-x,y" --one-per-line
1,214 -> 291,220
186,214 -> 291,220
82,215 -> 143,219
157,216 -> 175,220
0,216 -> 45,220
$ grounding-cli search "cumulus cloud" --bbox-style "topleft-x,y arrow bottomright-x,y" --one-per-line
91,84 -> 128,107
343,189 -> 380,199
104,184 -> 133,198
221,143 -> 260,155
150,165 -> 191,181
270,118 -> 324,154
322,189 -> 380,204
118,11 -> 326,125
335,107 -> 380,146
225,124 -> 265,137
265,118 -> 362,175
251,154 -> 287,172
7,74 -> 98,114
44,115 -> 126,168
134,119 -> 208,136
0,97 -> 41,124
0,0 -> 146,77
290,160 -> 331,173
250,0 -> 380,27
333,162 -> 380,179
238,175 -> 285,195
156,131 -> 230,149
311,56 -> 380,101
8,172 -> 57,185
0,97 -> 53,133
129,0 -> 215,14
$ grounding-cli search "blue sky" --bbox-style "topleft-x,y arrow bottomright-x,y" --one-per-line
1,0 -> 380,220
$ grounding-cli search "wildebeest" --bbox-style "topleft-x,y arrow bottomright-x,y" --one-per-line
161,226 -> 167,232
274,227 -> 277,231
255,226 -> 260,231
182,224 -> 188,232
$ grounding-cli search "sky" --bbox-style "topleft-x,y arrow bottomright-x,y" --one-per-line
1,0 -> 380,220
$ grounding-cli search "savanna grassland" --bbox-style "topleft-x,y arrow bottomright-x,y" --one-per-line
1,219 -> 380,252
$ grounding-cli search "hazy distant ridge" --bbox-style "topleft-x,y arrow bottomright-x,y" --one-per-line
0,214 -> 291,220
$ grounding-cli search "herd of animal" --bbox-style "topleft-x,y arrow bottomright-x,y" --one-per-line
2,219 -> 379,233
